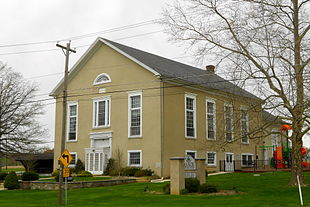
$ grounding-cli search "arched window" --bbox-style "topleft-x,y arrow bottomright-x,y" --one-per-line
93,73 -> 111,85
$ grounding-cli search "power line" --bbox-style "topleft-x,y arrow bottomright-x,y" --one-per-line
20,69 -> 308,107
0,19 -> 161,49
0,8 -> 208,49
26,68 -> 310,100
0,30 -> 164,56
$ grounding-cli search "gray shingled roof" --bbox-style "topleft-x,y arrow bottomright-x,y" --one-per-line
262,110 -> 284,124
102,38 -> 260,100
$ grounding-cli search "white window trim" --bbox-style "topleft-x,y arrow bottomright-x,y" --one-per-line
67,101 -> 78,142
185,93 -> 197,139
185,150 -> 197,158
206,98 -> 216,140
241,153 -> 254,167
206,151 -> 217,166
240,106 -> 249,144
92,96 -> 111,129
68,152 -> 77,167
93,73 -> 111,85
224,103 -> 234,142
225,152 -> 234,162
128,150 -> 142,167
128,91 -> 142,138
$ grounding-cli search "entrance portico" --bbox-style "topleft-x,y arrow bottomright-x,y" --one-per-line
85,131 -> 112,174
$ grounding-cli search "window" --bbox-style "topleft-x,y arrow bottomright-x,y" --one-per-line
241,108 -> 249,144
93,73 -> 111,85
206,99 -> 216,140
224,104 -> 233,142
93,96 -> 110,128
242,153 -> 253,167
128,150 -> 142,167
185,94 -> 196,138
206,152 -> 217,166
185,150 -> 197,159
68,102 -> 78,141
128,91 -> 142,137
69,152 -> 77,166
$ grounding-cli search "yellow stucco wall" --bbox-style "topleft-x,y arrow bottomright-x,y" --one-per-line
161,82 -> 263,176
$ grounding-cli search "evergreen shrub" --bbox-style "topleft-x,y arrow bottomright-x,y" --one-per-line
4,171 -> 20,190
21,171 -> 39,181
185,178 -> 200,193
199,183 -> 218,193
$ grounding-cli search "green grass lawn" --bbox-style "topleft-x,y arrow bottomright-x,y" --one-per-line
0,172 -> 310,207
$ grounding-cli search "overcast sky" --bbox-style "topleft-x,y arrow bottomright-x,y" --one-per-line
1,0 -> 308,148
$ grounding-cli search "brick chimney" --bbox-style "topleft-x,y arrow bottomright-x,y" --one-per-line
206,65 -> 215,73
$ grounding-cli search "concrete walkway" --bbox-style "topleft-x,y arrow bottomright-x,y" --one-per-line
208,172 -> 232,176
149,171 -> 231,183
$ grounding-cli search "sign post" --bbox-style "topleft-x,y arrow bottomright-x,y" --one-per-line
58,150 -> 72,206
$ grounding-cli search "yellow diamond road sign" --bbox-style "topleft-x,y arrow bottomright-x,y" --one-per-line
59,149 -> 73,167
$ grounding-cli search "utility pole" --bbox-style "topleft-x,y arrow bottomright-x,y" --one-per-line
56,41 -> 76,206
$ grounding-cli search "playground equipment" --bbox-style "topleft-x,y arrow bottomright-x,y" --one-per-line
274,124 -> 309,168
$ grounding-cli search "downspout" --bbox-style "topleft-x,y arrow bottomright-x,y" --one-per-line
160,79 -> 164,177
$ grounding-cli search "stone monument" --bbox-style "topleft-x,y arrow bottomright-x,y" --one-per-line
170,156 -> 206,195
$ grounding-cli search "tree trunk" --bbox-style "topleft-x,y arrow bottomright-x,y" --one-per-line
289,132 -> 305,186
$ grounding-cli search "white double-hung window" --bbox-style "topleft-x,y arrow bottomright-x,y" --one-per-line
185,94 -> 196,138
128,150 -> 142,167
128,91 -> 142,137
69,152 -> 77,166
241,153 -> 254,167
206,152 -> 217,166
206,99 -> 216,140
93,96 -> 111,128
68,102 -> 78,141
224,104 -> 233,142
240,107 -> 249,144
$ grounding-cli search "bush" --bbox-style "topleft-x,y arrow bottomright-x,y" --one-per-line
52,169 -> 60,182
163,183 -> 170,194
134,168 -> 154,177
104,158 -> 116,175
21,171 -> 39,181
0,172 -> 8,181
76,171 -> 93,177
69,167 -> 75,175
185,178 -> 200,193
121,167 -> 140,176
180,188 -> 189,194
4,171 -> 20,190
74,159 -> 85,174
199,183 -> 218,193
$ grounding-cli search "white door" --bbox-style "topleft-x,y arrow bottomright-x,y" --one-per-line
85,150 -> 104,175
225,153 -> 234,172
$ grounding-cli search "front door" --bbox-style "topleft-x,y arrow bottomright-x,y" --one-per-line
225,153 -> 234,172
85,149 -> 104,175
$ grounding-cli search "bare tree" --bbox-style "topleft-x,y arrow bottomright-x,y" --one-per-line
114,147 -> 124,176
0,63 -> 45,156
161,0 -> 310,186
